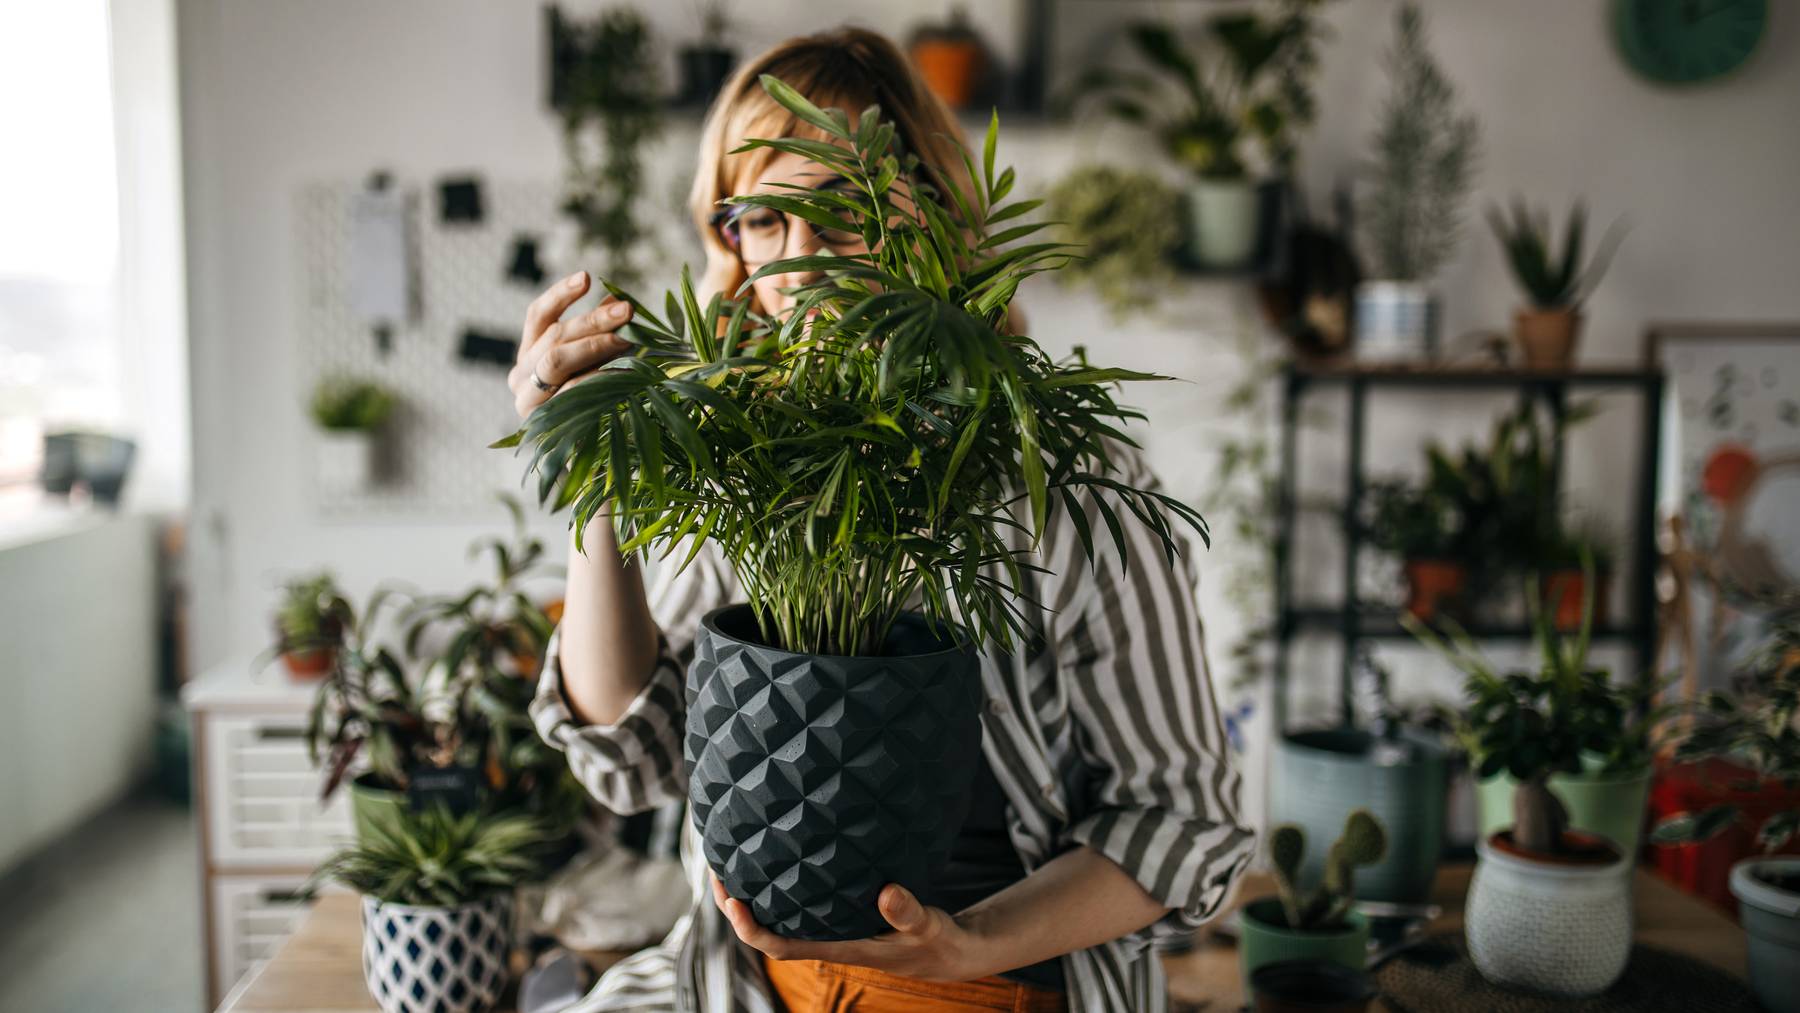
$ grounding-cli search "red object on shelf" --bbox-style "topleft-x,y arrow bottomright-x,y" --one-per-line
1647,755 -> 1800,914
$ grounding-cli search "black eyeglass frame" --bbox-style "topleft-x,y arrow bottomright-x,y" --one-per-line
707,180 -> 866,267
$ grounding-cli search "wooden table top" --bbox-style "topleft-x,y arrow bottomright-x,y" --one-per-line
221,865 -> 1745,1012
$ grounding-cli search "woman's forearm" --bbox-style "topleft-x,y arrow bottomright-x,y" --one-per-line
954,846 -> 1170,978
556,508 -> 662,726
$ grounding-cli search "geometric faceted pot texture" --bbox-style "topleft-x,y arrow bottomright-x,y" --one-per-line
360,893 -> 513,1013
1465,832 -> 1632,997
686,604 -> 983,940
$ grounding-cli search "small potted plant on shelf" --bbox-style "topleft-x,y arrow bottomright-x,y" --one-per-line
500,79 -> 1211,940
1407,577 -> 1643,997
1486,199 -> 1624,370
267,572 -> 349,679
1238,810 -> 1385,999
1356,2 -> 1479,361
311,376 -> 396,496
1363,478 -> 1465,621
677,0 -> 736,106
906,5 -> 990,111
313,806 -> 551,1013
1044,164 -> 1182,321
1077,3 -> 1325,270
1651,606 -> 1800,1013
1537,522 -> 1616,631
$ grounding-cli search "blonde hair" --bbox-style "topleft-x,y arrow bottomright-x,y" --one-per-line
687,27 -> 969,310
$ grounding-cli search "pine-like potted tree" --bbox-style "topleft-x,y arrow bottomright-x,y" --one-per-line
500,78 -> 1209,940
1407,578 -> 1640,997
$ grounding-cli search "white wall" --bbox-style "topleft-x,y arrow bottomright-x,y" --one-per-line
175,1 -> 1800,818
0,515 -> 158,871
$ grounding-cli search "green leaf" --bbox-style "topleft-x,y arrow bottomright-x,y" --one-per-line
758,74 -> 851,140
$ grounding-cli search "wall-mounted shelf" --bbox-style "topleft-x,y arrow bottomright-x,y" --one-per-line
1271,360 -> 1666,730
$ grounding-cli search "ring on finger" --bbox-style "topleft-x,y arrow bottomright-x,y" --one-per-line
530,368 -> 558,394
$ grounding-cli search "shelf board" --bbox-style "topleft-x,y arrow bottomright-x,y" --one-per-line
1286,361 -> 1661,389
1284,606 -> 1647,642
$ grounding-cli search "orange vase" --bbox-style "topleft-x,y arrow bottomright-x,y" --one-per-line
1539,568 -> 1611,631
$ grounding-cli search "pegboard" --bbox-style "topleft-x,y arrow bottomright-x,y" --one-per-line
297,179 -> 576,517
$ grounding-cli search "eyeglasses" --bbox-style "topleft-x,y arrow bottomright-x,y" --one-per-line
710,184 -> 866,267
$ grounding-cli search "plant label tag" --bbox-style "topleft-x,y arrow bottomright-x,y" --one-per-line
406,764 -> 482,815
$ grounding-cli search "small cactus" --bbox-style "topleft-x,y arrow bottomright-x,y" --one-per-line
1266,809 -> 1389,930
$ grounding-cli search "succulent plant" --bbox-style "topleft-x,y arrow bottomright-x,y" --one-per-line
1487,199 -> 1625,310
1269,808 -> 1388,930
311,805 -> 553,907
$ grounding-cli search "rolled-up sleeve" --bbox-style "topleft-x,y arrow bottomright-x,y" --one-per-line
1054,454 -> 1256,945
528,536 -> 738,815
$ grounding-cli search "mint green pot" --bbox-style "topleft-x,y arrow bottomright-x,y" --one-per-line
350,772 -> 406,841
1476,758 -> 1652,858
1237,897 -> 1369,1002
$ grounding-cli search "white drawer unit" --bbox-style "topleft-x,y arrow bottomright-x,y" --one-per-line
185,660 -> 353,1009
202,713 -> 352,866
207,874 -> 314,1001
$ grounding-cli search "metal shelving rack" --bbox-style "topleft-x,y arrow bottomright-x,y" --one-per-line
1271,362 -> 1667,731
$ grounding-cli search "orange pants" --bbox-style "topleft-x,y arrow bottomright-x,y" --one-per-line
763,956 -> 1067,1012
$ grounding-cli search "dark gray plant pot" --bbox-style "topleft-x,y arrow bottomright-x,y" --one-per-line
1269,728 -> 1447,904
685,604 -> 983,940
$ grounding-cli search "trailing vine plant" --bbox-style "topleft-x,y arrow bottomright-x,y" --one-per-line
499,77 -> 1209,658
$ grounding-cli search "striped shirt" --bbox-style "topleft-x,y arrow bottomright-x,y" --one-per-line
530,445 -> 1255,1012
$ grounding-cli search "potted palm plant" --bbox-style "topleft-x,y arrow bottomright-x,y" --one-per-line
1079,5 -> 1324,270
1407,576 -> 1640,997
501,78 -> 1210,940
313,806 -> 551,1013
1237,810 -> 1385,998
267,572 -> 349,679
1486,200 -> 1625,370
311,376 -> 396,496
1651,607 -> 1800,1013
1356,2 -> 1479,361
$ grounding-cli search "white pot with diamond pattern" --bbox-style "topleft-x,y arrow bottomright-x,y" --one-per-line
361,892 -> 513,1013
1465,832 -> 1632,997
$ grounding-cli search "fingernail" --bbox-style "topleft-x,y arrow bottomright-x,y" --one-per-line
567,271 -> 586,288
609,301 -> 630,318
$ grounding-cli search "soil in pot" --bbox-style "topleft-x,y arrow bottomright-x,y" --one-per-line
1250,959 -> 1376,1013
1514,307 -> 1582,369
1402,558 -> 1468,622
686,603 -> 984,941
1237,897 -> 1370,1002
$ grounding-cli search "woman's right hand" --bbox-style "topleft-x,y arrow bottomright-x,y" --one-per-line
509,270 -> 636,420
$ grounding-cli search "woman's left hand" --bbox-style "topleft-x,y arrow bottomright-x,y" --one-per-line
709,874 -> 984,982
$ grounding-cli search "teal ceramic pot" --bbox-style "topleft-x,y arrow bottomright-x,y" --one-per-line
1238,897 -> 1369,1001
1476,760 -> 1652,858
350,772 -> 406,841
1731,858 -> 1800,1013
1269,728 -> 1447,903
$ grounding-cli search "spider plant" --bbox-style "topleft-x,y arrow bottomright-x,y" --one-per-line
498,76 -> 1208,658
1486,200 -> 1625,310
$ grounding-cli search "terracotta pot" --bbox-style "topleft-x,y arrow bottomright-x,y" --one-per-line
1514,307 -> 1582,369
1402,558 -> 1468,621
911,39 -> 984,108
281,647 -> 334,680
1539,567 -> 1611,631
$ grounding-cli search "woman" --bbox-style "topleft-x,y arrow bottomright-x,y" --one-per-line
510,26 -> 1253,1013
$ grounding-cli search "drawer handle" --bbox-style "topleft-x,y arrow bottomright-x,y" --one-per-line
262,889 -> 308,904
255,727 -> 306,742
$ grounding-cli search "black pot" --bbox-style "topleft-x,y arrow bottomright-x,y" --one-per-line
1250,959 -> 1376,1013
678,46 -> 736,106
685,604 -> 983,940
